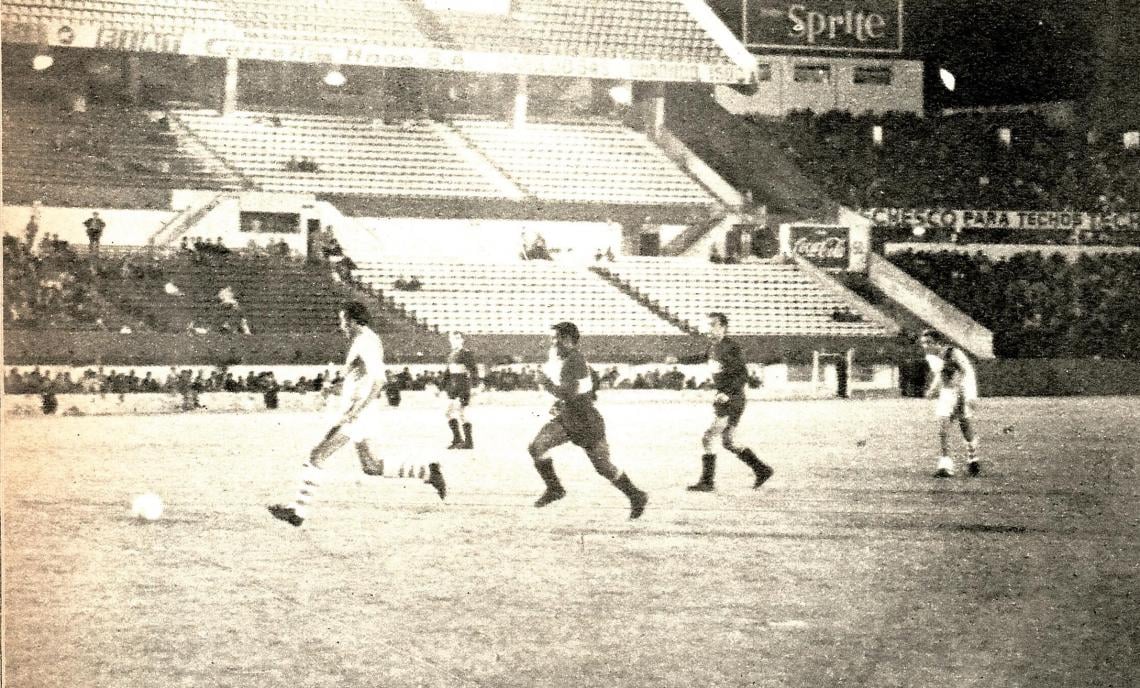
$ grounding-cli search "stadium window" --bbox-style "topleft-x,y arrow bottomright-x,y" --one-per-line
793,64 -> 830,84
853,66 -> 892,85
756,63 -> 772,82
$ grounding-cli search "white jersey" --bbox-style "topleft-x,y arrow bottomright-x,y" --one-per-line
927,347 -> 978,400
342,326 -> 385,407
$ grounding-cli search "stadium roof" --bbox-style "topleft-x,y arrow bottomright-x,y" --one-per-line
1,0 -> 758,84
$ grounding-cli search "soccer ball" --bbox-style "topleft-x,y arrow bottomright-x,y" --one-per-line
131,493 -> 164,521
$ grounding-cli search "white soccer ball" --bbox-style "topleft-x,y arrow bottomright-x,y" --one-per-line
131,493 -> 164,521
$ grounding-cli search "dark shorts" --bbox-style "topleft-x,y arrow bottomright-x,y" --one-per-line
713,393 -> 746,427
555,405 -> 607,450
446,386 -> 471,407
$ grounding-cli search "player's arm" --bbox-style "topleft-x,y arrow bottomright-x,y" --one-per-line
676,350 -> 708,365
923,355 -> 942,398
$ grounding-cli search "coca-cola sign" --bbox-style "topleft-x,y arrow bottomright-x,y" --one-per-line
790,224 -> 849,269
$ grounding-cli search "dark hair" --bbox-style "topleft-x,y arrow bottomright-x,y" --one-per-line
341,301 -> 371,327
920,328 -> 945,343
552,321 -> 580,344
708,312 -> 728,328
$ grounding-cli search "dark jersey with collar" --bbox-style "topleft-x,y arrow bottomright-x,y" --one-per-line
710,338 -> 749,396
543,348 -> 605,448
445,348 -> 478,394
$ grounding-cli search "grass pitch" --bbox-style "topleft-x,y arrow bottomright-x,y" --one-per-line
3,396 -> 1138,687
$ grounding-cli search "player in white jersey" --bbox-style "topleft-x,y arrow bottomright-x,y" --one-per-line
920,329 -> 981,478
269,302 -> 443,527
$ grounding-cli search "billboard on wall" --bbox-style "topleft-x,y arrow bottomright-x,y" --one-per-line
779,223 -> 870,271
861,208 -> 1140,232
742,0 -> 904,53
788,224 -> 850,269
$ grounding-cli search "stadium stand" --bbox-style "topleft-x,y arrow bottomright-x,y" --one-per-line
171,110 -> 508,197
429,0 -> 737,65
352,258 -> 686,335
0,0 -> 232,31
1,102 -> 244,193
599,258 -> 896,337
755,110 -> 1140,215
888,249 -> 1140,358
451,116 -> 715,205
218,0 -> 432,46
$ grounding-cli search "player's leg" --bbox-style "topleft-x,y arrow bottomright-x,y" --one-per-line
528,420 -> 569,507
933,390 -> 956,477
720,398 -> 773,489
584,438 -> 648,519
269,425 -> 349,526
446,397 -> 464,449
425,461 -> 447,499
459,392 -> 473,449
355,438 -> 384,476
934,416 -> 955,477
958,400 -> 980,476
688,414 -> 725,491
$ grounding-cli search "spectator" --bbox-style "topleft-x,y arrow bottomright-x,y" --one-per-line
25,202 -> 42,250
84,211 -> 106,257
218,286 -> 239,310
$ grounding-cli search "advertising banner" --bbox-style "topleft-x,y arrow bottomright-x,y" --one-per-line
788,224 -> 850,269
742,0 -> 904,53
861,207 -> 1140,232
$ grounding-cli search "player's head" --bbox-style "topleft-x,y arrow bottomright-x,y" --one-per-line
448,331 -> 465,350
551,321 -> 580,353
707,312 -> 729,341
339,301 -> 371,333
919,329 -> 945,351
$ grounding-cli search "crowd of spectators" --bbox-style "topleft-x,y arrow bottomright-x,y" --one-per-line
3,228 -> 336,334
758,110 -> 1140,221
6,363 -> 760,397
3,234 -> 113,328
4,366 -> 336,397
890,249 -> 1140,358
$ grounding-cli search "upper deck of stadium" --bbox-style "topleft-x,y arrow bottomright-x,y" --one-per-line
1,0 -> 758,84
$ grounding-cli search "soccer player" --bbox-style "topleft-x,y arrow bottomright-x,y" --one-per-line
268,302 -> 444,527
684,312 -> 774,492
443,331 -> 479,450
529,322 -> 648,519
920,329 -> 981,477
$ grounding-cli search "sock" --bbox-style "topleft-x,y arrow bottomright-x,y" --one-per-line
534,458 -> 564,494
697,453 -> 716,485
936,455 -> 954,473
462,422 -> 473,448
612,472 -> 644,498
289,462 -> 323,518
966,440 -> 979,460
448,418 -> 462,444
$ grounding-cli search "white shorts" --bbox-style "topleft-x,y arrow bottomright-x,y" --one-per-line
935,388 -> 975,419
338,401 -> 383,443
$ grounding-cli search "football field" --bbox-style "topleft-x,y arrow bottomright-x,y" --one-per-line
2,396 -> 1137,687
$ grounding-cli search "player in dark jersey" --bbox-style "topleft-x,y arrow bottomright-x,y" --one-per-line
529,322 -> 648,519
444,331 -> 479,449
682,312 -> 773,492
